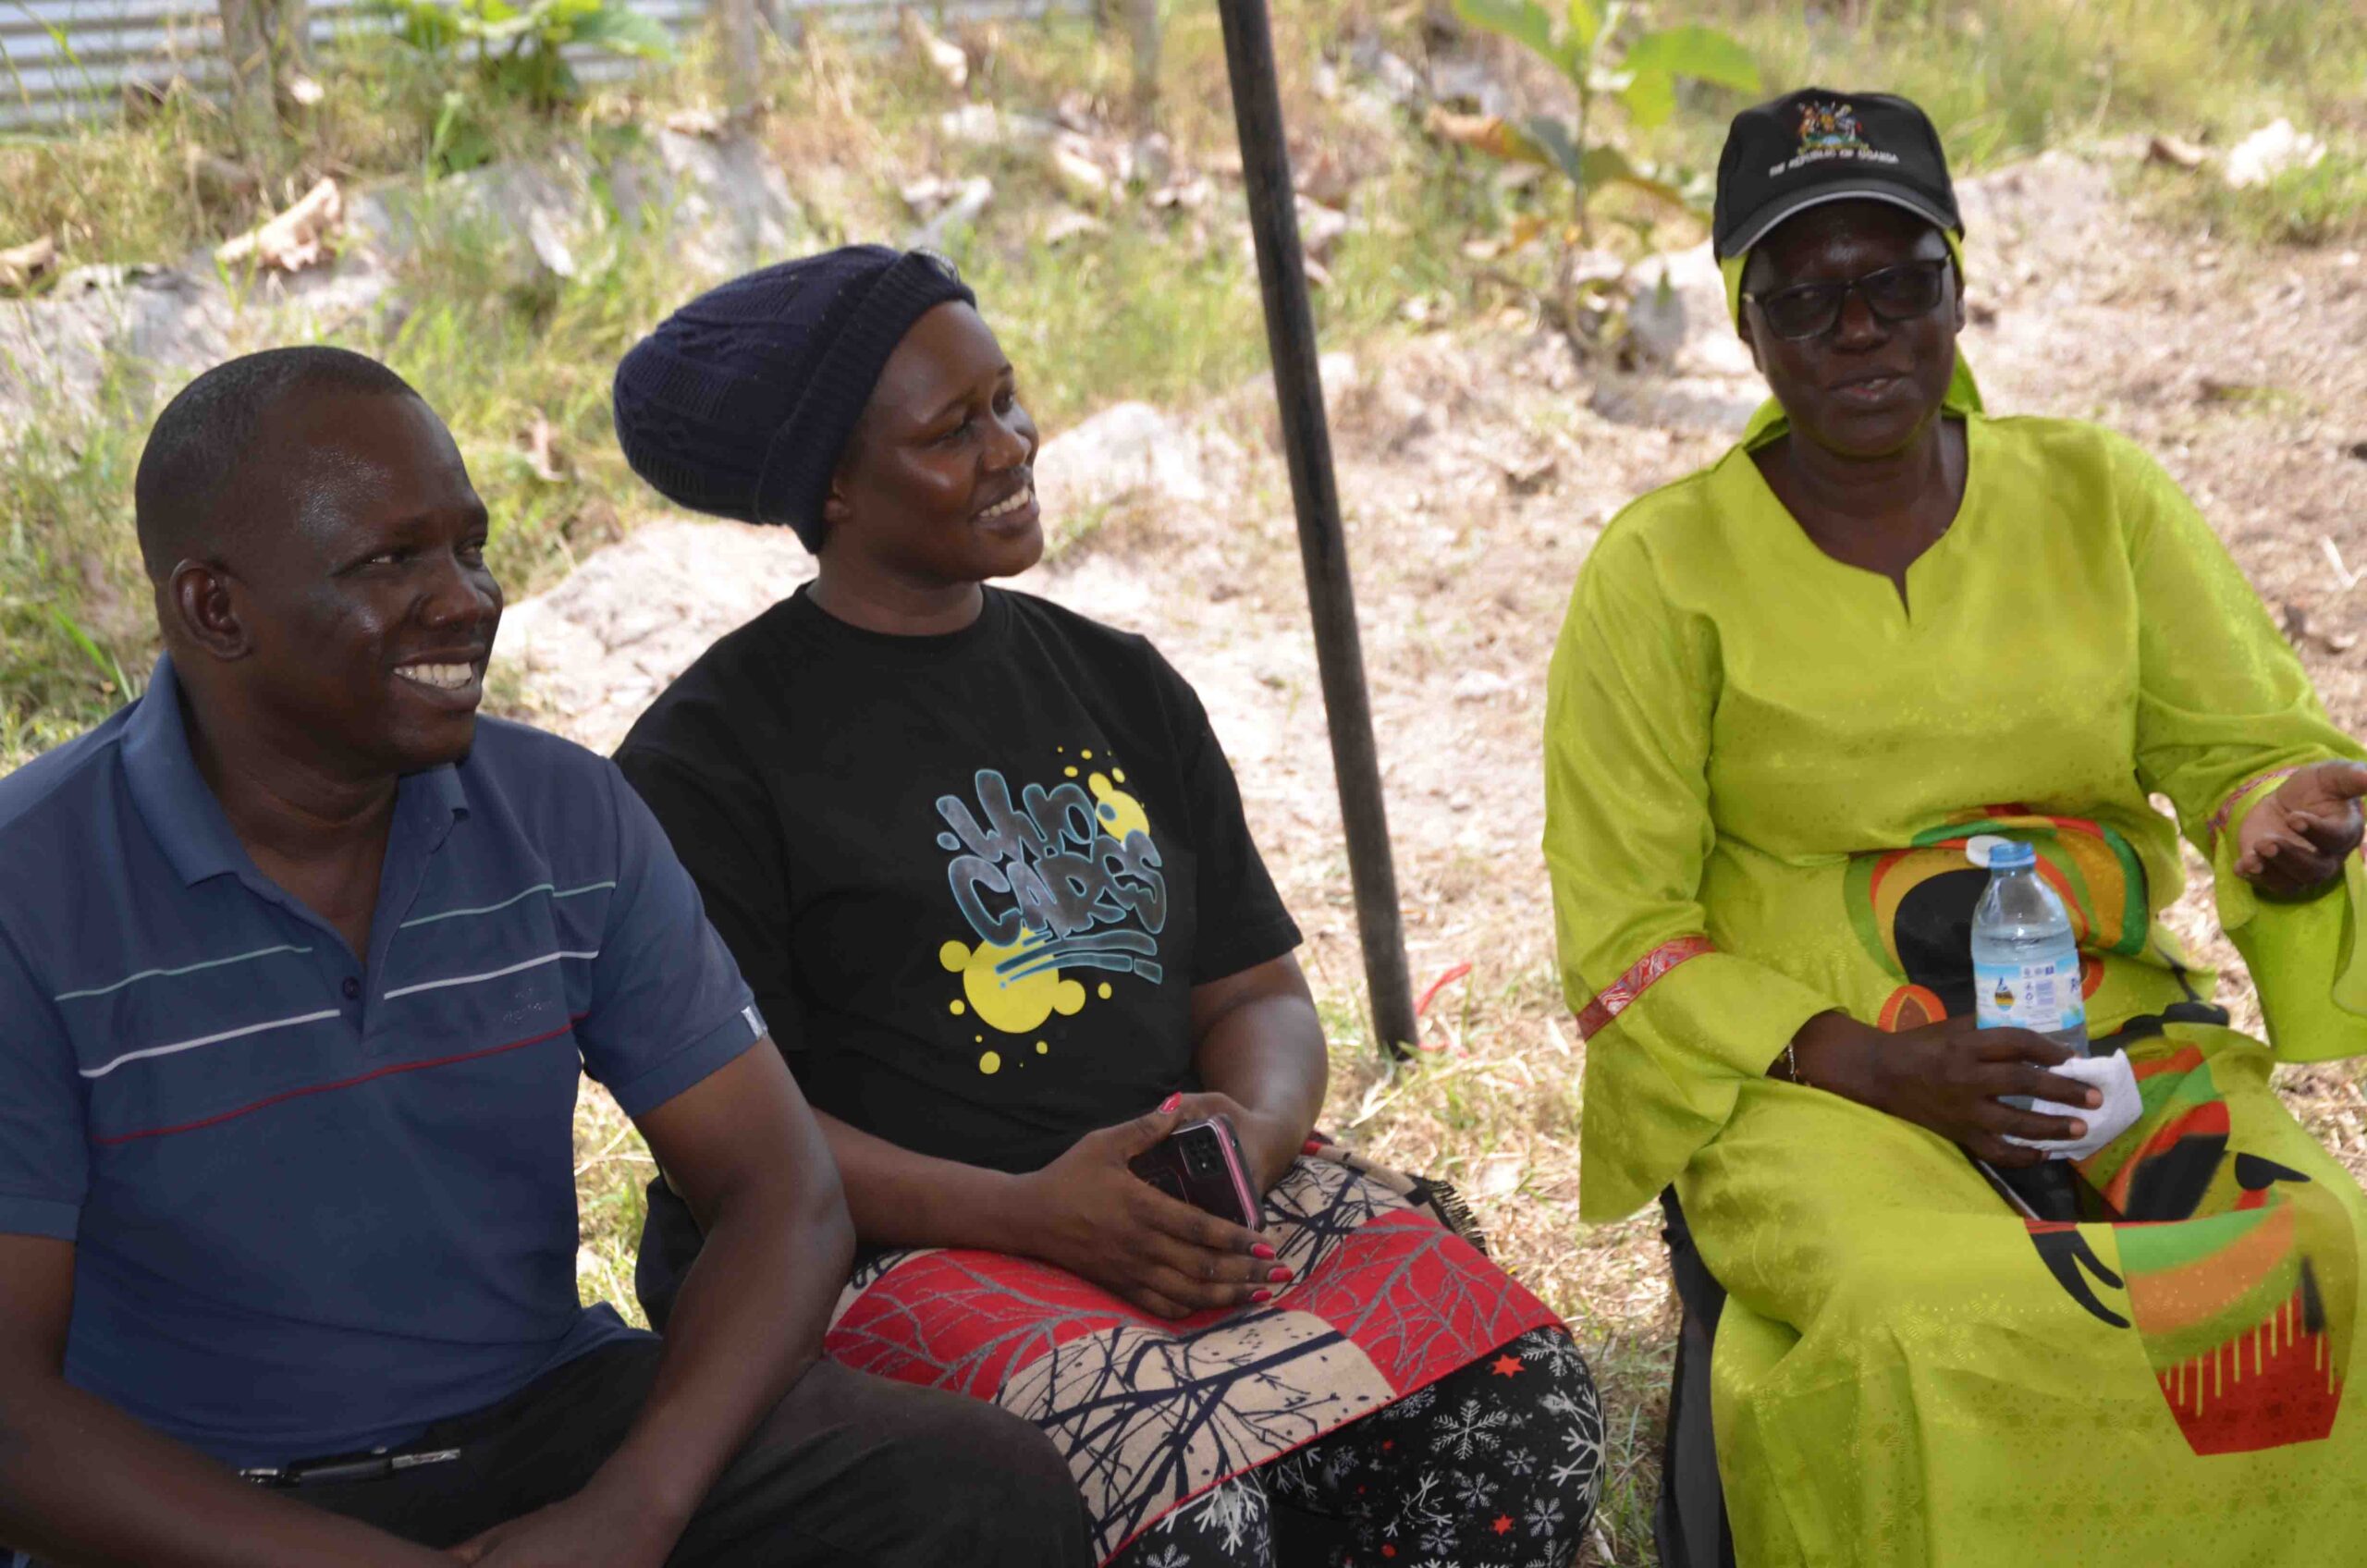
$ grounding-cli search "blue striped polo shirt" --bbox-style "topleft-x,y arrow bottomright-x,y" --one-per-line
0,655 -> 766,1467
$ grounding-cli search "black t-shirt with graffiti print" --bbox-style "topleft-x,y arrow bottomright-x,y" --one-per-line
614,583 -> 1303,1177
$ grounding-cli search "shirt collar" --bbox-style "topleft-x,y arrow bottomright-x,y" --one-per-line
121,655 -> 472,888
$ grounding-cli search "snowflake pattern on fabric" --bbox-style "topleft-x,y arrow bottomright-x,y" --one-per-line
1110,1328 -> 1600,1568
822,1157 -> 1564,1562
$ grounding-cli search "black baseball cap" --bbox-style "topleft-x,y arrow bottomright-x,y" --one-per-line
1712,89 -> 1962,261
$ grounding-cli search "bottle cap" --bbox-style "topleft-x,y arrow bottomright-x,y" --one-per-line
1984,839 -> 2035,869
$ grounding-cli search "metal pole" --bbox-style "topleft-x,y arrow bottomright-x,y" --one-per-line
1213,0 -> 1419,1062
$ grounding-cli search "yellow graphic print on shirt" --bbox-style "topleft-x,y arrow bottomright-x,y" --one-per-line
931,749 -> 1163,1072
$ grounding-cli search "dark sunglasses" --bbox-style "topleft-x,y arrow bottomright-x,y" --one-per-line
1742,257 -> 1952,342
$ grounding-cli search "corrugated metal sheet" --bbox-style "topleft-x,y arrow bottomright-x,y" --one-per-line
0,0 -> 1082,130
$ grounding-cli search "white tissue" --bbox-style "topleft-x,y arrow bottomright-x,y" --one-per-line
2005,1048 -> 2142,1161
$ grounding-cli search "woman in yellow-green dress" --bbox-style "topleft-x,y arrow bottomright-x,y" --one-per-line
1544,88 -> 2367,1564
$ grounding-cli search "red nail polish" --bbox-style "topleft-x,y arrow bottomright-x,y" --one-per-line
1250,1289 -> 1272,1303
1251,1243 -> 1277,1259
1269,1266 -> 1293,1282
1301,1138 -> 1323,1155
1159,1092 -> 1182,1113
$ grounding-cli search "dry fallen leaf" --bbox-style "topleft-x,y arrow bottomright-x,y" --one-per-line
519,412 -> 568,484
899,9 -> 969,92
215,178 -> 343,273
0,234 -> 58,294
664,106 -> 726,139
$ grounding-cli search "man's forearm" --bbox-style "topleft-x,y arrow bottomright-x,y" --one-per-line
583,1172 -> 854,1538
0,1378 -> 447,1568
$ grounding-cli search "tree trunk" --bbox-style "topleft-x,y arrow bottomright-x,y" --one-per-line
717,0 -> 762,125
217,0 -> 306,151
216,0 -> 276,152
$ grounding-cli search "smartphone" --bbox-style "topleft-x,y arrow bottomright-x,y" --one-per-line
1129,1114 -> 1258,1230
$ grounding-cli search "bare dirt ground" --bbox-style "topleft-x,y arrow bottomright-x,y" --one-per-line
514,147 -> 2367,1559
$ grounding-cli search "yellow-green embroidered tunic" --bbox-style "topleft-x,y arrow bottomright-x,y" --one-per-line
1544,410 -> 2367,1564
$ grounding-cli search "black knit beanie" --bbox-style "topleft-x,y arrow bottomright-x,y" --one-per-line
611,246 -> 976,551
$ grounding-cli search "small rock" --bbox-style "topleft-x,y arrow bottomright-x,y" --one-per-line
1147,177 -> 1212,211
1346,35 -> 1426,106
1040,207 -> 1106,247
1497,454 -> 1556,496
663,106 -> 727,139
2346,440 -> 2367,461
900,8 -> 970,91
1049,136 -> 1112,203
1427,54 -> 1509,116
1453,670 -> 1515,702
522,205 -> 577,279
908,177 -> 992,250
899,174 -> 961,216
938,104 -> 1036,145
1036,402 -> 1208,518
1624,265 -> 1686,367
1296,195 -> 1351,261
2226,118 -> 2326,190
2145,133 -> 2208,171
1129,132 -> 1175,191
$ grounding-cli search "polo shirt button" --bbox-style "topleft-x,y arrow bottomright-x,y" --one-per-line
342,975 -> 362,1001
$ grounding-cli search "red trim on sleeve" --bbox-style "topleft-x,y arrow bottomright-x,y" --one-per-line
1576,937 -> 1715,1041
2208,767 -> 2300,844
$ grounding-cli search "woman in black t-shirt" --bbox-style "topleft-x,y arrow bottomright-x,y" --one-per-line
610,247 -> 1600,1566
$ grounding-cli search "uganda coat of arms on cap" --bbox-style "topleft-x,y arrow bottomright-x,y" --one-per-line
1797,101 -> 1870,155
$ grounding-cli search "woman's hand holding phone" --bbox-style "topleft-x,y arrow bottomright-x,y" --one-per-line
1166,1090 -> 1299,1195
1010,1099 -> 1292,1319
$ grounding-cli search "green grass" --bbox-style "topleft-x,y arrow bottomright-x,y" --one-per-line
2153,142 -> 2367,245
1674,0 -> 2367,171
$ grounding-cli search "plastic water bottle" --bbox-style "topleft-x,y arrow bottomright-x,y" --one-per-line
1971,841 -> 2090,1082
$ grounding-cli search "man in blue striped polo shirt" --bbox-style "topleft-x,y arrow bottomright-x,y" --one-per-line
0,348 -> 1089,1568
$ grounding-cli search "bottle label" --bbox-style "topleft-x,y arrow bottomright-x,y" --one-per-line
1974,955 -> 2087,1035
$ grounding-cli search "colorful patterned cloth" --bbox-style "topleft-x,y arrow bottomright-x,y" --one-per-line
1690,1015 -> 2363,1563
820,1153 -> 1561,1563
1544,411 -> 2367,1562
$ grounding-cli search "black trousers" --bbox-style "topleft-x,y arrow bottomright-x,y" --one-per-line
112,1341 -> 1090,1567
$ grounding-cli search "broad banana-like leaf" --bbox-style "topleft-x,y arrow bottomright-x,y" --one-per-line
1581,144 -> 1691,209
1525,116 -> 1588,189
1618,67 -> 1675,129
569,1 -> 673,55
1451,0 -> 1558,66
1622,24 -> 1761,92
1564,0 -> 1601,53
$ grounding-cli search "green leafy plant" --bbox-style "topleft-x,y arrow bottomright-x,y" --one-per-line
1444,0 -> 1759,239
1437,1 -> 1757,351
379,0 -> 674,119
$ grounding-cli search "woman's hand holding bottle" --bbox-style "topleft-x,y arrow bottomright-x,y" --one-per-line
1784,1011 -> 2103,1169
